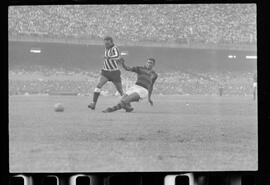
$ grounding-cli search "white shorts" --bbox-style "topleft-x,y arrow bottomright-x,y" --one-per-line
253,82 -> 257,88
126,84 -> 148,99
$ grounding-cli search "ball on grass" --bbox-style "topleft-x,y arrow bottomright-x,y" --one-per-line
54,103 -> 64,112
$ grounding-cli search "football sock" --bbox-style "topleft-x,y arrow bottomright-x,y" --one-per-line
93,87 -> 101,103
93,92 -> 100,103
110,103 -> 123,112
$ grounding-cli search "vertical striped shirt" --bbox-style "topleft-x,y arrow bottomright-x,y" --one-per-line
103,45 -> 120,71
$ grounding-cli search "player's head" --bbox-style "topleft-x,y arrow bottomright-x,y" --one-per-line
146,58 -> 155,70
104,36 -> 114,49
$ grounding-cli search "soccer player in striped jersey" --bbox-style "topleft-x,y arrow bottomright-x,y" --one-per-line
88,36 -> 125,110
103,57 -> 158,113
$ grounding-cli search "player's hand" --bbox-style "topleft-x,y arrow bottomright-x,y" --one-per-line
148,99 -> 154,106
104,56 -> 110,60
119,57 -> 124,62
118,57 -> 125,64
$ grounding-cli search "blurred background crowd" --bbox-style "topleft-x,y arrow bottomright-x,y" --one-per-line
9,66 -> 254,96
8,4 -> 256,97
8,4 -> 256,46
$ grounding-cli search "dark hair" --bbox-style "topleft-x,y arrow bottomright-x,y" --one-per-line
148,58 -> 156,64
104,36 -> 113,42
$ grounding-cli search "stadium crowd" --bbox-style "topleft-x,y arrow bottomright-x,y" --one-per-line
8,4 -> 256,45
9,67 -> 254,96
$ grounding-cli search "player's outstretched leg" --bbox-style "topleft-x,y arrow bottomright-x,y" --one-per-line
103,103 -> 120,113
113,82 -> 133,112
121,92 -> 140,112
103,93 -> 140,113
88,87 -> 101,110
102,101 -> 133,113
113,81 -> 124,96
88,75 -> 108,110
121,93 -> 133,112
122,92 -> 140,104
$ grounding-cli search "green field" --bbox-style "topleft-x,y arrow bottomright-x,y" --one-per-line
9,95 -> 257,172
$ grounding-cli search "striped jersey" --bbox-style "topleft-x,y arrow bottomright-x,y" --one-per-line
103,45 -> 120,71
130,66 -> 158,90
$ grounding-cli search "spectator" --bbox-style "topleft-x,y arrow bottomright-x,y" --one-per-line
9,66 -> 255,96
8,4 -> 256,46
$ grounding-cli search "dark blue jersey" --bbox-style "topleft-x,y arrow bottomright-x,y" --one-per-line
130,66 -> 158,90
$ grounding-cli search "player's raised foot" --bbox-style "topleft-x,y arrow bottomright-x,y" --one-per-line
88,102 -> 96,110
102,107 -> 114,113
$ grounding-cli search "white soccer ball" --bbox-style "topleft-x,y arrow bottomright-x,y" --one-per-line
54,103 -> 64,112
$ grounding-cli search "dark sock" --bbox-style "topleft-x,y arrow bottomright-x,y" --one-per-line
110,103 -> 123,112
93,92 -> 100,103
120,101 -> 132,110
121,101 -> 132,111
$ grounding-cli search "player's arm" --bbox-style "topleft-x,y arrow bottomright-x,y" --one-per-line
105,47 -> 120,59
148,72 -> 158,106
119,58 -> 139,72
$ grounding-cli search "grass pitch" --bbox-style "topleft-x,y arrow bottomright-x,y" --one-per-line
9,95 -> 257,172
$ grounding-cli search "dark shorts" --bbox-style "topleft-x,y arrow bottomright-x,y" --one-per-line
101,69 -> 121,83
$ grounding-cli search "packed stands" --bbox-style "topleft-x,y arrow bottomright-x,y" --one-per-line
8,5 -> 256,96
8,4 -> 256,45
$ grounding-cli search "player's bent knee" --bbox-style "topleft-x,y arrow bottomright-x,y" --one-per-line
122,93 -> 128,98
121,96 -> 129,103
94,87 -> 101,93
133,93 -> 141,101
96,83 -> 104,88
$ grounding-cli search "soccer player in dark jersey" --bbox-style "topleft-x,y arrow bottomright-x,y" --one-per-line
88,36 -> 125,110
102,57 -> 158,113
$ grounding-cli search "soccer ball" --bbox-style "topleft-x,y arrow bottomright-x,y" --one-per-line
54,103 -> 64,112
